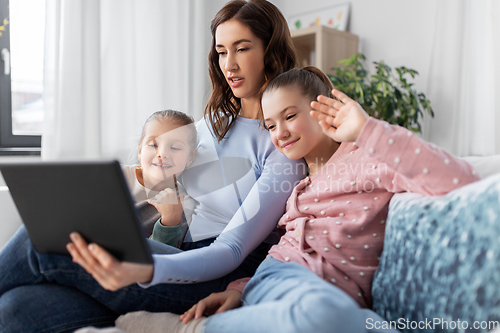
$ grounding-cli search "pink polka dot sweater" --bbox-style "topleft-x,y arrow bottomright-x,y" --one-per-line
229,117 -> 480,308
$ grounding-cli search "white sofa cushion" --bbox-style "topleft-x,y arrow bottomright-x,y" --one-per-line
462,155 -> 500,179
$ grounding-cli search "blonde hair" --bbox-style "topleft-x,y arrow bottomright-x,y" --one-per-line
139,110 -> 197,152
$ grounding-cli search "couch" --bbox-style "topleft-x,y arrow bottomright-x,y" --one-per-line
1,156 -> 500,332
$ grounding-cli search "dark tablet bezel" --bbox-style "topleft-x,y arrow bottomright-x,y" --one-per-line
0,160 -> 153,264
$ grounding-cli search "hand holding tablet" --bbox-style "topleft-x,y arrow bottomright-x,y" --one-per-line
66,232 -> 154,291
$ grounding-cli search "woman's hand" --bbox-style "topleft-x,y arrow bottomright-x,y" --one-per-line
310,89 -> 369,143
179,289 -> 242,324
66,232 -> 154,291
148,188 -> 184,227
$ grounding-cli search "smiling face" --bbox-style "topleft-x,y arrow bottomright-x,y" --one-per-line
263,86 -> 333,165
138,120 -> 196,189
215,19 -> 266,105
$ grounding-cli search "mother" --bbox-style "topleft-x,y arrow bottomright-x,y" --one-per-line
0,1 -> 305,331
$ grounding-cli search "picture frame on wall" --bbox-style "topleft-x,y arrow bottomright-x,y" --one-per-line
289,3 -> 351,31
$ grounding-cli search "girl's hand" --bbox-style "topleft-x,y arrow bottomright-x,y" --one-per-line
66,232 -> 154,291
179,289 -> 242,324
310,89 -> 369,142
148,188 -> 184,227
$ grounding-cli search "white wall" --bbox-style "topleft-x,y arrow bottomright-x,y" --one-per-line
277,0 -> 436,103
275,0 -> 438,136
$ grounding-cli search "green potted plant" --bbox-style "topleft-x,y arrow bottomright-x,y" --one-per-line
329,53 -> 434,133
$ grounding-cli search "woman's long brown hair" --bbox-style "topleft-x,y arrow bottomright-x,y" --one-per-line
205,0 -> 298,142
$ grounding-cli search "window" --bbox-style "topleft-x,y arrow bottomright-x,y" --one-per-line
0,0 -> 44,155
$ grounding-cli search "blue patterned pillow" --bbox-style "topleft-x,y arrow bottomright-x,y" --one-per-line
372,173 -> 500,333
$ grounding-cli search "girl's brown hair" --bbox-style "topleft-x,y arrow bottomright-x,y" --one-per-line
205,0 -> 298,142
263,66 -> 334,102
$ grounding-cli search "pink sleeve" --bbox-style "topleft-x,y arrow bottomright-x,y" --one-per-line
226,278 -> 251,294
356,118 -> 480,195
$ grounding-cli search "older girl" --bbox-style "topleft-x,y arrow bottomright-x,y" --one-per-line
0,1 -> 305,332
158,67 -> 480,333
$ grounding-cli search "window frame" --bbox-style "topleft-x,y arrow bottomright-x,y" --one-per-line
0,0 -> 41,155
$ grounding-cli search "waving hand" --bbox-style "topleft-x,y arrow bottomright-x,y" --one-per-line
310,89 -> 369,143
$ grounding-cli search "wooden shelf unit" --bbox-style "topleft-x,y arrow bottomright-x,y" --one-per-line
291,25 -> 359,76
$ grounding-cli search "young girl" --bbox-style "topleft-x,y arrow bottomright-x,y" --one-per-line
122,109 -> 197,247
154,67 -> 480,333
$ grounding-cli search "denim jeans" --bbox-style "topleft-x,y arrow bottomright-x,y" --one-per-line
0,226 -> 270,333
202,257 -> 400,333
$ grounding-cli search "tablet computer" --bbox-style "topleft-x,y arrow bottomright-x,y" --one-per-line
0,160 -> 153,264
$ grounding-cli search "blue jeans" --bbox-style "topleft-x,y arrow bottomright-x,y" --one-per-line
202,257 -> 400,333
0,226 -> 269,333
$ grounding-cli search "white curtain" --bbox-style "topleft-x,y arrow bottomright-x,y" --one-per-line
42,0 -> 211,162
424,0 -> 500,157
